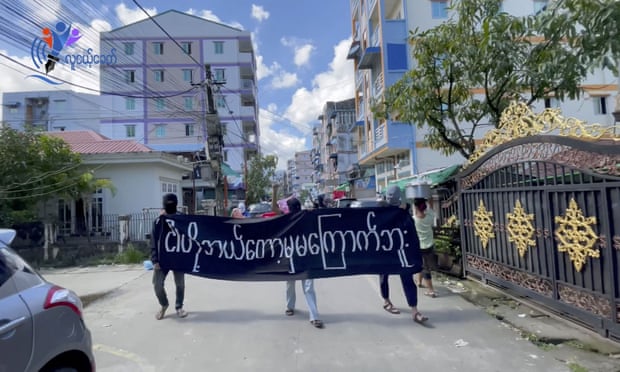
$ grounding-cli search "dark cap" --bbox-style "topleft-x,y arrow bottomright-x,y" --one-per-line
286,197 -> 302,213
162,193 -> 178,207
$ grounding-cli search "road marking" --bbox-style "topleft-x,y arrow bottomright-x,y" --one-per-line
94,343 -> 155,372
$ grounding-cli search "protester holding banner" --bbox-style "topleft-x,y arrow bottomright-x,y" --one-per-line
379,186 -> 428,324
151,193 -> 188,320
284,197 -> 324,329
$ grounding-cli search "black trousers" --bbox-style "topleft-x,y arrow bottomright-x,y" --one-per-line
379,274 -> 418,307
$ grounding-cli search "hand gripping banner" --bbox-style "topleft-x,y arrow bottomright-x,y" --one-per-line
153,207 -> 422,281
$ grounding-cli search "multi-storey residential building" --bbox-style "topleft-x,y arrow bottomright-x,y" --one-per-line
290,150 -> 314,194
99,10 -> 259,173
1,90 -> 107,132
312,98 -> 357,195
348,0 -> 618,193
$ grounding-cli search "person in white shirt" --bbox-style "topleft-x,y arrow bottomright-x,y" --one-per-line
413,198 -> 438,298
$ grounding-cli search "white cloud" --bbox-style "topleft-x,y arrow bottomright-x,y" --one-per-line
251,5 -> 270,22
115,3 -> 157,25
294,44 -> 315,67
280,38 -> 315,67
256,55 -> 279,81
282,38 -> 355,133
90,19 -> 112,33
258,108 -> 307,170
187,8 -> 244,30
24,0 -> 62,23
271,71 -> 299,89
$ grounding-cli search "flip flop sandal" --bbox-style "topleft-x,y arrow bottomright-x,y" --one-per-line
413,312 -> 428,324
285,308 -> 294,316
383,302 -> 401,314
424,291 -> 437,298
311,320 -> 324,328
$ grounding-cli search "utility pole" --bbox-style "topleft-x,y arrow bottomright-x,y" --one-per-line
193,66 -> 226,216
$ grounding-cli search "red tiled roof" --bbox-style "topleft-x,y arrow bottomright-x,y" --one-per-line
47,130 -> 110,143
47,130 -> 152,154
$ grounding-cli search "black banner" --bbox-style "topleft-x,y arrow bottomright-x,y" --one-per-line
154,207 -> 422,281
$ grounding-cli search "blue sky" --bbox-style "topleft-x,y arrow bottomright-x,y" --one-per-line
0,0 -> 357,169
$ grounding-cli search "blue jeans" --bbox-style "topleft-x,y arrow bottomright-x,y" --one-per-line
286,279 -> 320,321
153,268 -> 185,310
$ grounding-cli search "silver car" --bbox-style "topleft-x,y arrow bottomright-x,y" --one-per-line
0,229 -> 95,372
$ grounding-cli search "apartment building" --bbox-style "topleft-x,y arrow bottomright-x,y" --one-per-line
311,98 -> 357,195
98,10 -> 259,172
348,0 -> 618,193
290,150 -> 314,194
2,90 -> 106,132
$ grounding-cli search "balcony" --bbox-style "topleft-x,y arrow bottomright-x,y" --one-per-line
239,105 -> 257,119
356,69 -> 366,88
373,71 -> 384,98
357,101 -> 365,122
358,28 -> 381,70
351,0 -> 360,16
375,124 -> 387,147
366,0 -> 377,15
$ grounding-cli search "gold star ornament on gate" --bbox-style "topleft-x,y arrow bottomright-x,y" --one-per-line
554,198 -> 600,272
473,200 -> 495,249
506,200 -> 536,258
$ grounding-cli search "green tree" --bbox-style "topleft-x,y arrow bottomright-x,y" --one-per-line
381,0 -> 620,159
0,127 -> 82,225
245,154 -> 278,205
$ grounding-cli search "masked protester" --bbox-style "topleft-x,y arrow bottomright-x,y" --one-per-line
151,193 -> 188,320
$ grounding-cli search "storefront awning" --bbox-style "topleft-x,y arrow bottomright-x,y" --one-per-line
388,164 -> 461,191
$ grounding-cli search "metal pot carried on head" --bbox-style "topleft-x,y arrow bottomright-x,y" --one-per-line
405,181 -> 431,200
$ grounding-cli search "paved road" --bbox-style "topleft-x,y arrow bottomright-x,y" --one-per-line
82,270 -> 587,372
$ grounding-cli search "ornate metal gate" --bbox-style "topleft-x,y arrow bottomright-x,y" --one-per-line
458,103 -> 620,340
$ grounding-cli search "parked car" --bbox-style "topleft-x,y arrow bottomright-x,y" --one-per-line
247,202 -> 272,217
0,229 -> 95,372
334,198 -> 357,208
350,198 -> 386,208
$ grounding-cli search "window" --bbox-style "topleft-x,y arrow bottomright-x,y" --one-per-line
594,96 -> 608,115
155,98 -> 165,111
161,182 -> 178,198
161,182 -> 177,193
125,124 -> 136,137
431,1 -> 448,19
125,70 -> 135,83
182,69 -> 193,82
214,41 -> 224,54
533,0 -> 548,13
544,97 -> 559,108
223,150 -> 228,162
154,69 -> 164,82
155,124 -> 166,137
153,42 -> 164,55
53,99 -> 66,111
184,96 -> 193,110
185,124 -> 194,136
214,68 -> 225,83
181,42 -> 192,55
125,97 -> 135,111
216,95 -> 226,108
124,42 -> 135,55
